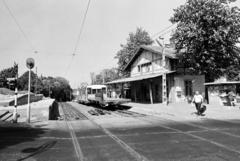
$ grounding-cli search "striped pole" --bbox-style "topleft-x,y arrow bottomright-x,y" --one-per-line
162,73 -> 167,105
12,82 -> 18,123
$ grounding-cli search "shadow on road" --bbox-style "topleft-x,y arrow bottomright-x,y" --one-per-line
0,123 -> 47,151
97,104 -> 132,111
17,140 -> 57,161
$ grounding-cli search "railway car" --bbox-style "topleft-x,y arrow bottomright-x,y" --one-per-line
78,84 -> 130,107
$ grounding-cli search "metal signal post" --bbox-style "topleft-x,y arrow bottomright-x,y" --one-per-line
26,58 -> 35,123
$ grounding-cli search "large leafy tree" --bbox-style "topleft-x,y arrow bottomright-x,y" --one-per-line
115,27 -> 154,77
170,0 -> 240,82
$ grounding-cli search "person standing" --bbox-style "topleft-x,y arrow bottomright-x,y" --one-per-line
192,91 -> 204,115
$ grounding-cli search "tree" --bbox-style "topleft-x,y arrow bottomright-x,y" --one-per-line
225,65 -> 240,81
0,63 -> 18,88
42,77 -> 72,101
18,71 -> 37,92
115,27 -> 154,77
102,68 -> 120,83
18,73 -> 72,101
94,73 -> 103,85
170,0 -> 240,82
90,68 -> 120,85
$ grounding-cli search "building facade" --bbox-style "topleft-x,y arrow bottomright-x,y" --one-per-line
107,45 -> 205,104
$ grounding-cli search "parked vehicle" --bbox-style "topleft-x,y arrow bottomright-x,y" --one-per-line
78,84 -> 130,107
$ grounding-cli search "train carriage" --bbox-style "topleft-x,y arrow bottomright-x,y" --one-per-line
78,84 -> 130,107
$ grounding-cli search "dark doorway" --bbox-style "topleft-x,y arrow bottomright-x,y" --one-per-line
185,80 -> 193,97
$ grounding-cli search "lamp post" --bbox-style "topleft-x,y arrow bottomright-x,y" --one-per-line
26,58 -> 35,123
156,37 -> 167,105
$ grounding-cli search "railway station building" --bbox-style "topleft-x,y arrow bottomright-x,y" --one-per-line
106,45 -> 205,104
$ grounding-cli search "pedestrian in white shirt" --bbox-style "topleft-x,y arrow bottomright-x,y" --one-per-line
192,91 -> 203,115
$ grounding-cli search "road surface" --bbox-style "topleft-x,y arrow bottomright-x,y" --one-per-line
1,102 -> 240,161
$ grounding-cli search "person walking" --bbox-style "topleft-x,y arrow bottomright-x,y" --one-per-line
192,91 -> 204,115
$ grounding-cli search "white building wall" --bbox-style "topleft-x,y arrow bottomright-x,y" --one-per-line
130,51 -> 172,77
174,75 -> 205,102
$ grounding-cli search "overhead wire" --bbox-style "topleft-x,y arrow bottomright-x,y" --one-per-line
159,28 -> 175,37
2,0 -> 37,53
65,0 -> 91,77
151,24 -> 176,38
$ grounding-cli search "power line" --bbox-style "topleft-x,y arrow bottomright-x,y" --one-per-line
65,0 -> 91,76
151,24 -> 176,38
159,28 -> 175,37
65,56 -> 75,76
2,0 -> 37,53
73,0 -> 91,56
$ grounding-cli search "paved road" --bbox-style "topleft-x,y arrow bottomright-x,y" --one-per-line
1,102 -> 240,161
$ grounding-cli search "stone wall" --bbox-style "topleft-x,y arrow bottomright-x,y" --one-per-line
9,94 -> 43,106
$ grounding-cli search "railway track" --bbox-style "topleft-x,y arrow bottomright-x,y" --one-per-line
86,106 -> 146,118
59,103 -> 85,161
115,110 -> 146,117
61,102 -> 88,121
59,102 -> 150,161
60,102 -> 240,160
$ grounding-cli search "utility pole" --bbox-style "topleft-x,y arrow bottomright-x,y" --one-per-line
156,37 -> 167,105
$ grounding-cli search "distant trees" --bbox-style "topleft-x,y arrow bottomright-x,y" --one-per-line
0,63 -> 72,101
90,68 -> 120,85
37,76 -> 72,101
115,27 -> 154,77
0,63 -> 18,88
170,0 -> 240,82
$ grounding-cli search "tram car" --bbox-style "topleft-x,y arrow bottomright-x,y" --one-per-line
78,84 -> 130,107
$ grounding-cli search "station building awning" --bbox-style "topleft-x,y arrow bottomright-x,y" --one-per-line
204,81 -> 240,86
106,71 -> 175,84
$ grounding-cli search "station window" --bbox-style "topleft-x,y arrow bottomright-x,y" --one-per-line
141,62 -> 151,73
138,65 -> 141,72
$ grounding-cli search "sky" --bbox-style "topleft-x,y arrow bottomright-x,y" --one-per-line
0,0 -> 240,88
